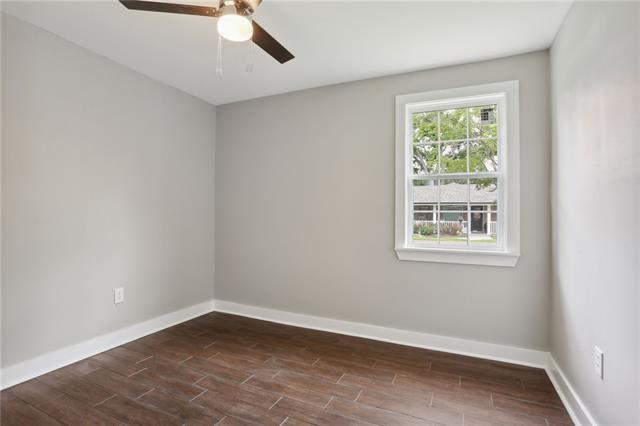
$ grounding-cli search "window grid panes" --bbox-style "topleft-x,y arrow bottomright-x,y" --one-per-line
411,104 -> 499,248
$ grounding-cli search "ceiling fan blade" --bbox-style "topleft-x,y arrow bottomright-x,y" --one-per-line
119,1 -> 217,17
252,21 -> 294,64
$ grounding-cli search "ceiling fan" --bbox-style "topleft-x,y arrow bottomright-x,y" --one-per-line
118,0 -> 294,64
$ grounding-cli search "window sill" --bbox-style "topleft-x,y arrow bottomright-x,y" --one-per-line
395,246 -> 519,267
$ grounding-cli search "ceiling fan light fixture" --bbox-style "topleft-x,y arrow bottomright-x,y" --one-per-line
118,0 -> 294,63
217,2 -> 253,42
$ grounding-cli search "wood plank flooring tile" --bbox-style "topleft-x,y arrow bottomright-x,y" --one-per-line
182,356 -> 252,384
5,379 -> 63,407
271,370 -> 361,401
138,355 -> 206,384
122,340 -> 188,363
461,377 -> 564,407
192,388 -> 286,425
90,351 -> 147,376
95,395 -> 182,425
164,322 -> 208,338
522,377 -> 558,393
161,337 -> 219,358
302,346 -> 377,368
492,394 -> 573,423
208,340 -> 275,363
120,340 -> 156,357
251,343 -> 319,365
137,388 -> 225,425
394,370 -> 462,393
521,378 -> 564,404
326,397 -> 439,426
486,362 -> 548,382
314,357 -> 394,383
217,415 -> 263,426
357,387 -> 463,425
128,368 -> 206,401
264,357 -> 344,382
37,368 -> 115,406
374,358 -> 433,378
36,368 -> 78,388
1,391 -> 61,426
431,361 -> 522,387
338,373 -> 425,396
236,325 -> 296,342
135,331 -> 174,347
367,351 -> 432,370
105,345 -> 152,363
148,339 -> 201,359
340,372 -> 460,425
207,352 -> 280,379
84,368 -> 152,399
270,396 -> 373,426
33,394 -> 121,425
197,374 -> 281,409
462,415 -> 501,426
465,409 -> 548,426
206,334 -> 258,351
2,384 -> 118,426
430,387 -> 493,411
64,359 -> 104,376
441,400 -> 548,426
244,375 -> 332,407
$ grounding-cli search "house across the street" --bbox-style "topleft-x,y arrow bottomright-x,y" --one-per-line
413,182 -> 497,237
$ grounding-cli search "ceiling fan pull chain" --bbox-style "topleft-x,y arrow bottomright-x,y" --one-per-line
216,34 -> 224,78
246,39 -> 254,73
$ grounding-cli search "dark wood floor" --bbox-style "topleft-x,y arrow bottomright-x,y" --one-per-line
1,312 -> 572,425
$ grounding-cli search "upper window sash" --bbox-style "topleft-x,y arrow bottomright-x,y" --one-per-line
406,95 -> 507,179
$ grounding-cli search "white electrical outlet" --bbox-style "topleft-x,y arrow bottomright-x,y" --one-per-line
114,287 -> 124,305
594,346 -> 604,379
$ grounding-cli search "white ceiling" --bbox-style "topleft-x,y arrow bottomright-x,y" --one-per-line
2,1 -> 572,105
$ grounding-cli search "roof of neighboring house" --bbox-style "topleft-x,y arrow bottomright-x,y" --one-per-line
413,182 -> 497,203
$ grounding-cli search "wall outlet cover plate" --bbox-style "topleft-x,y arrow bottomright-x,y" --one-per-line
114,287 -> 124,304
594,345 -> 604,379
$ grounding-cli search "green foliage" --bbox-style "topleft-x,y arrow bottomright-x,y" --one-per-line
412,111 -> 437,143
412,112 -> 438,174
469,138 -> 498,172
441,141 -> 467,173
439,109 -> 467,141
417,223 -> 434,236
411,105 -> 499,190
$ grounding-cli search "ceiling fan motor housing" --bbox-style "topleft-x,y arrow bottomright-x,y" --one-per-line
219,0 -> 255,17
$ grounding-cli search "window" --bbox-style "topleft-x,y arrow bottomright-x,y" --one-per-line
395,81 -> 520,266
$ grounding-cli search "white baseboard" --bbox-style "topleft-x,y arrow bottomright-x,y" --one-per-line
213,299 -> 548,368
0,299 -> 216,390
545,354 -> 597,426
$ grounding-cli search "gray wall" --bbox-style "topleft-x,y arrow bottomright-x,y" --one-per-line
550,2 -> 639,424
216,51 -> 551,350
1,14 -> 216,368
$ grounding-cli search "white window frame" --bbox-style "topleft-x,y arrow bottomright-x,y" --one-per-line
395,81 -> 520,267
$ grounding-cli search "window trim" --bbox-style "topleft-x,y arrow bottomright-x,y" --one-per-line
395,81 -> 520,267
